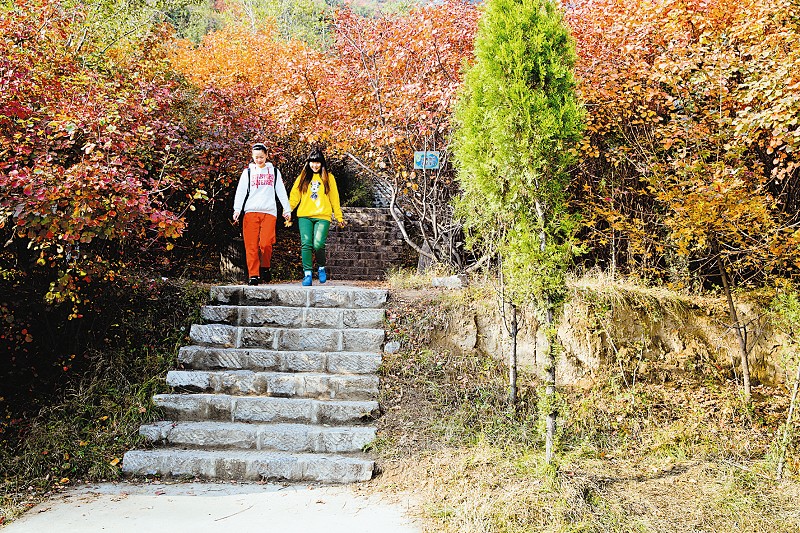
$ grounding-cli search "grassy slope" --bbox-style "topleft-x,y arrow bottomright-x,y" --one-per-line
0,278 -> 209,523
370,278 -> 800,532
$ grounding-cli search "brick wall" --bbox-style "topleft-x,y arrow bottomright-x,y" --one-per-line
326,207 -> 408,281
220,207 -> 410,282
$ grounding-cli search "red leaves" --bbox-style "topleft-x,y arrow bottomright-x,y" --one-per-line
0,101 -> 31,120
0,3 -> 210,317
323,2 -> 478,170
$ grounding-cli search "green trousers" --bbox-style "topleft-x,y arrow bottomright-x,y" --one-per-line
298,217 -> 330,272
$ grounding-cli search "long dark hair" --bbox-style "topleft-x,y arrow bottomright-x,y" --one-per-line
297,148 -> 330,195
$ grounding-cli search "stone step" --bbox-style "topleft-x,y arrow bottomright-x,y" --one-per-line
201,305 -> 385,329
154,394 -> 380,425
139,421 -> 376,454
189,324 -> 385,352
167,370 -> 379,401
178,347 -> 381,374
323,269 -> 392,281
121,448 -> 373,483
210,285 -> 388,309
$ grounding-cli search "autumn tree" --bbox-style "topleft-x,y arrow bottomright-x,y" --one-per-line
168,2 -> 481,268
60,0 -> 199,56
0,1 -> 197,308
566,0 -> 800,399
567,0 -> 800,281
453,0 -> 583,462
328,3 -> 479,268
168,19 -> 332,214
0,0 -> 288,313
232,0 -> 332,45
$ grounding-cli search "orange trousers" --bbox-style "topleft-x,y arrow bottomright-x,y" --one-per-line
242,212 -> 277,277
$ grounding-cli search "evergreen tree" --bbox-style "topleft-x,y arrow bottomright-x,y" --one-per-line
452,0 -> 584,463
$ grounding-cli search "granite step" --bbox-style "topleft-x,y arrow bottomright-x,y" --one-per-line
166,370 -> 379,401
121,448 -> 374,483
154,393 -> 380,425
200,305 -> 385,329
210,285 -> 388,309
178,346 -> 381,374
139,421 -> 376,454
125,283 -> 387,484
189,324 -> 385,352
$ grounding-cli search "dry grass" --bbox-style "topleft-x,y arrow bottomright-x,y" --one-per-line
568,271 -> 716,321
0,279 -> 209,524
370,284 -> 800,532
386,265 -> 461,290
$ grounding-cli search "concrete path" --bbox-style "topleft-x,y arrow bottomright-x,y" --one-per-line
2,482 -> 420,533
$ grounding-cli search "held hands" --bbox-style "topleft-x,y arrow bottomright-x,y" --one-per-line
335,218 -> 347,228
234,212 -> 291,225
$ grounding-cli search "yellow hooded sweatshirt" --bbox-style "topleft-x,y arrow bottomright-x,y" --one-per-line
289,172 -> 343,223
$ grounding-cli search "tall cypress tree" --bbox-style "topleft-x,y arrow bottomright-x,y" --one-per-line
452,0 -> 584,463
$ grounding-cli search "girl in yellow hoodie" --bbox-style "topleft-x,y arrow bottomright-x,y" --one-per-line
289,148 -> 344,286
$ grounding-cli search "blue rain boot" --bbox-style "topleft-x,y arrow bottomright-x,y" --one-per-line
302,270 -> 313,286
318,266 -> 327,284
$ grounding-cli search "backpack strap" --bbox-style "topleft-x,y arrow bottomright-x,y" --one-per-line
241,167 -> 251,215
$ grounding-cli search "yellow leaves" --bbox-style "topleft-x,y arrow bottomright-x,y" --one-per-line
109,458 -> 120,467
578,138 -> 600,159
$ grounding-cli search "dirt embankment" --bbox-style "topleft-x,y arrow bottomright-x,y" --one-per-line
372,280 -> 800,533
425,280 -> 789,388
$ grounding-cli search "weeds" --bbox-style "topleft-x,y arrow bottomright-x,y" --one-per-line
386,265 -> 460,290
0,277 -> 208,522
374,283 -> 800,532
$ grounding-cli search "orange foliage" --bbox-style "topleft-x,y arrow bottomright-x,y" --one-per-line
327,3 -> 479,162
170,24 -> 331,139
5,0 -> 798,291
171,2 -> 480,264
567,0 -> 800,285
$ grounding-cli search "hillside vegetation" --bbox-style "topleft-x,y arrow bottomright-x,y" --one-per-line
0,279 -> 208,523
2,0 -> 800,527
372,273 -> 800,532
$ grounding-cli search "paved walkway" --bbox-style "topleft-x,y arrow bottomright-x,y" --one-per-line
3,482 -> 420,533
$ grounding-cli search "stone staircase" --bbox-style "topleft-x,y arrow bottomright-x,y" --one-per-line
122,284 -> 387,483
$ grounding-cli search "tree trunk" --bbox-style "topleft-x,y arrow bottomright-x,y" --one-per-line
545,304 -> 556,464
534,199 -> 558,464
718,256 -> 751,400
777,357 -> 800,479
509,302 -> 518,406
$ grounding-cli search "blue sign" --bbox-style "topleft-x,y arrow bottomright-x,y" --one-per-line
414,151 -> 440,170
